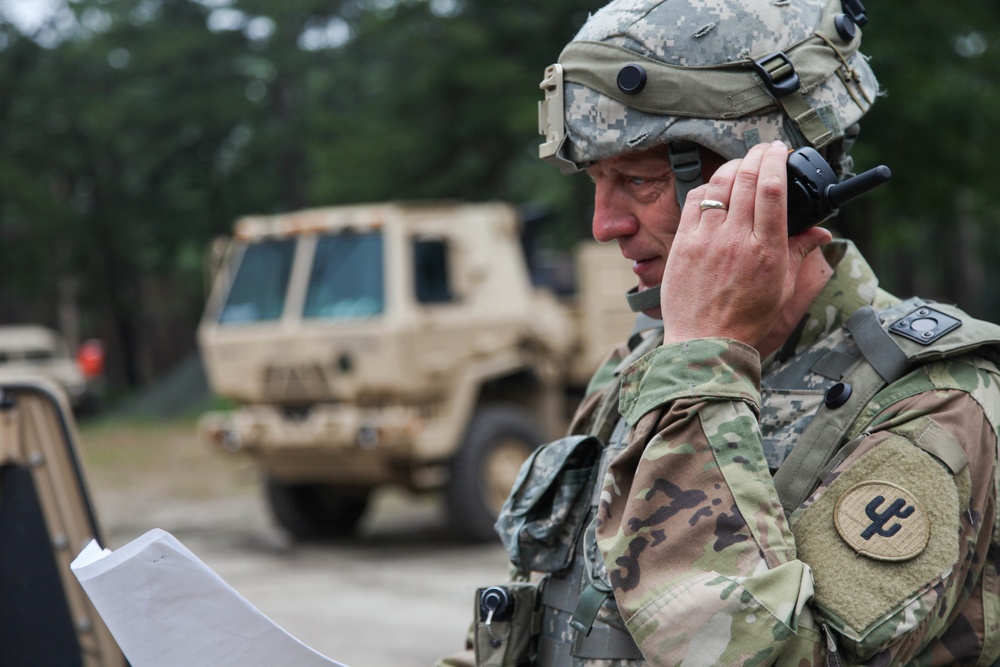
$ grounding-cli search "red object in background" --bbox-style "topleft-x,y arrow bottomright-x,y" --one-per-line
76,339 -> 105,379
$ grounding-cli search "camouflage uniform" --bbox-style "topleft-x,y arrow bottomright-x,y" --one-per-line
444,240 -> 1000,667
568,240 -> 1000,665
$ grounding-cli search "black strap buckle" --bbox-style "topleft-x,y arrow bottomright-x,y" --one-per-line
667,140 -> 702,185
752,51 -> 801,98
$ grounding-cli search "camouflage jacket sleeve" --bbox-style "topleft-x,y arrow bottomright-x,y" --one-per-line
595,337 -> 1000,666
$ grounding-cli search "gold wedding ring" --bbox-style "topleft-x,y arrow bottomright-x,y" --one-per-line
699,199 -> 728,212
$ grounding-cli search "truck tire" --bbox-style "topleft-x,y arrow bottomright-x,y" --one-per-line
264,477 -> 369,540
445,405 -> 543,542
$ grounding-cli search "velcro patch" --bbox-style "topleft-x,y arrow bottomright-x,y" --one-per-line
834,481 -> 930,561
792,433 -> 960,637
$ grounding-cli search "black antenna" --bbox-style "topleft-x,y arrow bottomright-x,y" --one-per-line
827,165 -> 892,208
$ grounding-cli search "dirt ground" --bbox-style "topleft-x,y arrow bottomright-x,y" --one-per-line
77,418 -> 508,667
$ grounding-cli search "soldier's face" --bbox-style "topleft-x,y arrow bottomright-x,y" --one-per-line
588,144 -> 725,291
587,145 -> 682,292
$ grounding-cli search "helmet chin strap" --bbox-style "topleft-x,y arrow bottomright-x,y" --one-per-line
623,141 -> 703,315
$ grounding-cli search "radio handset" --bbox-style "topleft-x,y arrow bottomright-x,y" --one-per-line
786,146 -> 891,236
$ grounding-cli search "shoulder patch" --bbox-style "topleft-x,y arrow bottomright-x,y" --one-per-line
833,481 -> 930,561
792,433 -> 960,637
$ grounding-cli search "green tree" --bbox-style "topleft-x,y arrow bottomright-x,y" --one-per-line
3,0 -> 999,394
1,0 -> 262,385
0,0 -> 603,389
301,0 -> 599,236
845,1 -> 1000,318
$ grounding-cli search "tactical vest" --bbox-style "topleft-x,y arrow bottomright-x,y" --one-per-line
480,299 -> 1000,666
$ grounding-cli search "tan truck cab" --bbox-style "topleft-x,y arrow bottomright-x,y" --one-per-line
198,201 -> 636,541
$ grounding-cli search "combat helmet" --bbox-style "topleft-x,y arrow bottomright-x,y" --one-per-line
538,0 -> 880,205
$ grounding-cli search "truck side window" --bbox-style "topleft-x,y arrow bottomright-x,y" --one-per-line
303,231 -> 385,320
413,239 -> 453,304
219,239 -> 296,324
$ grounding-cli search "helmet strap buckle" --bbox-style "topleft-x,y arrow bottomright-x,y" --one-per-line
753,52 -> 837,150
667,141 -> 703,211
753,51 -> 801,98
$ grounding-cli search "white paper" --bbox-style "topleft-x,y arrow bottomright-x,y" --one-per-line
71,528 -> 349,667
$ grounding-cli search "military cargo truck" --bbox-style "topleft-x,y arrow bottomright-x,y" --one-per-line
197,201 -> 637,541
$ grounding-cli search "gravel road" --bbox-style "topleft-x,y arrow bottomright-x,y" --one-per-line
81,421 -> 508,667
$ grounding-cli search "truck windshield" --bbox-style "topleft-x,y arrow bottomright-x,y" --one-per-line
303,231 -> 384,320
218,239 -> 296,324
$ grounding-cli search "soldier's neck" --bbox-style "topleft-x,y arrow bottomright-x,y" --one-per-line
756,248 -> 835,359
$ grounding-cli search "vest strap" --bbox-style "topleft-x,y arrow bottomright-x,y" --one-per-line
810,350 -> 856,380
844,306 -> 910,383
773,305 -> 913,515
772,357 -> 884,515
569,583 -> 610,636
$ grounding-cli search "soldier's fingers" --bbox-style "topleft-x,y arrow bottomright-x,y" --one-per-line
752,141 -> 789,238
725,143 -> 770,230
689,156 -> 742,225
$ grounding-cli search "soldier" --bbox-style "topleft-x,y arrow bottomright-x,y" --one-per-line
443,0 -> 1000,665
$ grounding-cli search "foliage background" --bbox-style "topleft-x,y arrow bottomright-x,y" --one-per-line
1,0 -> 998,394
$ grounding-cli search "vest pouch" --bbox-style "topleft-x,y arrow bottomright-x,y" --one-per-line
473,582 -> 540,667
494,435 -> 600,572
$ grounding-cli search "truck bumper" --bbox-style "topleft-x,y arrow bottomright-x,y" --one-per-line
199,405 -> 437,487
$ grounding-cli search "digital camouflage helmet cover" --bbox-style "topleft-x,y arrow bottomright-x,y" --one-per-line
539,0 -> 880,201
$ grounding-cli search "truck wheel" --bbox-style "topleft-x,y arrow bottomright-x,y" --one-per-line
264,477 -> 369,541
445,405 -> 543,542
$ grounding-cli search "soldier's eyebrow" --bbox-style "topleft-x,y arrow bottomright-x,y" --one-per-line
617,158 -> 673,180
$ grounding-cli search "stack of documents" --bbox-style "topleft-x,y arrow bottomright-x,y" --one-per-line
71,528 -> 349,667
